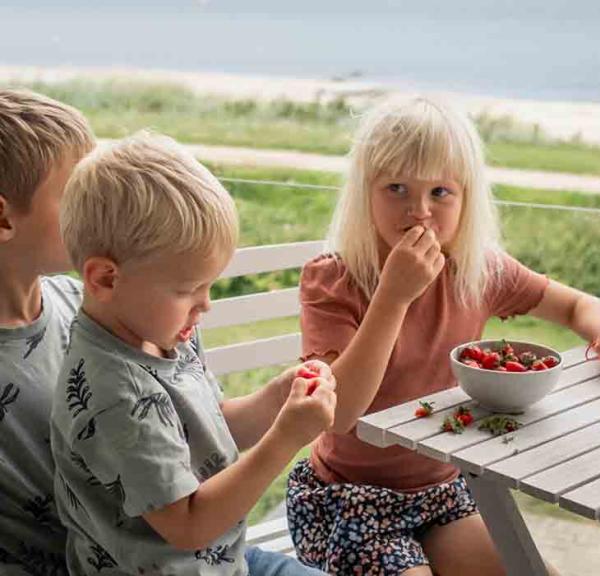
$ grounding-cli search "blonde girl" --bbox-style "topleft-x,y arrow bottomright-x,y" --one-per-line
286,97 -> 600,575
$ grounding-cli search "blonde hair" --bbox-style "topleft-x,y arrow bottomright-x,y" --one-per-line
61,131 -> 239,271
0,89 -> 95,211
327,96 -> 502,307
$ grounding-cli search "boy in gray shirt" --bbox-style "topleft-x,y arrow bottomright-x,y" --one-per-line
52,132 -> 336,575
0,89 -> 94,575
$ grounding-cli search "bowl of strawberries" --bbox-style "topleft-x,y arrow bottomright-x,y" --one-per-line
449,339 -> 562,413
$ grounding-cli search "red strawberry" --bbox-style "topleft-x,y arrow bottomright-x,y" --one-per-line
462,359 -> 482,369
505,361 -> 527,372
454,406 -> 474,427
542,356 -> 559,368
415,401 -> 434,418
297,367 -> 319,379
306,381 -> 319,396
495,366 -> 508,372
481,352 -> 501,370
532,359 -> 548,371
460,345 -> 484,363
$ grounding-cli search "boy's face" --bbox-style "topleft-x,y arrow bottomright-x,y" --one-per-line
10,153 -> 78,274
110,248 -> 230,352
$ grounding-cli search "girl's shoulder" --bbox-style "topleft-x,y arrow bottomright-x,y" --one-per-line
300,252 -> 358,301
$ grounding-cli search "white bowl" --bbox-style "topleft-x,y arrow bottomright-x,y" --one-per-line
449,340 -> 563,413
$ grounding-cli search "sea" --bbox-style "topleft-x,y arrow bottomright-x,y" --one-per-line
0,0 -> 599,102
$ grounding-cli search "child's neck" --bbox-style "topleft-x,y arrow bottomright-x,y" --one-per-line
82,295 -> 168,359
0,263 -> 43,327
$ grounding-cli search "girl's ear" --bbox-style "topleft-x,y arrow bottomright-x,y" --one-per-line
83,256 -> 119,303
0,195 -> 17,243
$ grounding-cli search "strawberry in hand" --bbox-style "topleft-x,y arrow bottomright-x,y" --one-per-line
296,365 -> 321,396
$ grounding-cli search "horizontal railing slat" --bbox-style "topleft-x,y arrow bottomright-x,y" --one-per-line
206,333 -> 302,375
220,241 -> 325,279
203,288 -> 300,329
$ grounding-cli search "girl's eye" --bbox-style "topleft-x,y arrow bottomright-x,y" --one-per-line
432,186 -> 451,198
388,183 -> 408,195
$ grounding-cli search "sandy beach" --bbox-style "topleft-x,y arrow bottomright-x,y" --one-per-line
1,64 -> 600,146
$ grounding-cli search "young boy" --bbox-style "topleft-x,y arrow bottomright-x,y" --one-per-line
51,132 -> 336,575
0,89 -> 95,575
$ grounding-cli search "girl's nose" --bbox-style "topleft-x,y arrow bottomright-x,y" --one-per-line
407,198 -> 432,219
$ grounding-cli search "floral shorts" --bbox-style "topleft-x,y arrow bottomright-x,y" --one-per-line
286,459 -> 479,575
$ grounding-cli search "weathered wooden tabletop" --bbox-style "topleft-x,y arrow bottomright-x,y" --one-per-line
357,345 -> 600,575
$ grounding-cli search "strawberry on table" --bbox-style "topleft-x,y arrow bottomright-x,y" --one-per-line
414,401 -> 434,418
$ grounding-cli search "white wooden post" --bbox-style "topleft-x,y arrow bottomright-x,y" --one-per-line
465,473 -> 548,576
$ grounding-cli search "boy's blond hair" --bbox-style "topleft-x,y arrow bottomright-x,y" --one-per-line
0,89 -> 95,211
61,131 -> 239,271
327,96 -> 502,307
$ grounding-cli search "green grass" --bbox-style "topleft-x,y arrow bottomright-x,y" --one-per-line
6,78 -> 600,176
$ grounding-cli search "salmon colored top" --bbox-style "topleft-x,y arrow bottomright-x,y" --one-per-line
300,253 -> 549,492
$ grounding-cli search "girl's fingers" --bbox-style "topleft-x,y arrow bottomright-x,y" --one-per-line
398,225 -> 426,247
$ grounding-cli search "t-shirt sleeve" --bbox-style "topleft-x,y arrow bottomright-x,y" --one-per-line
485,252 -> 550,319
300,255 -> 362,361
72,363 -> 199,518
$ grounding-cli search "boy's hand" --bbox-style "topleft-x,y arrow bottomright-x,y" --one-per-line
271,372 -> 337,451
380,226 -> 445,305
273,360 -> 333,402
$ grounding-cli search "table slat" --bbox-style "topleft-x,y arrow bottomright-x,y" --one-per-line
559,477 -> 600,520
519,446 -> 600,503
416,372 -> 600,463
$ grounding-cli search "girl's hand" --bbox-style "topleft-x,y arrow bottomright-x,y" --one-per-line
586,337 -> 600,361
271,374 -> 337,451
380,226 -> 445,305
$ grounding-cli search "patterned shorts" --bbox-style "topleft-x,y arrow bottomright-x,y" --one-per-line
286,459 -> 479,575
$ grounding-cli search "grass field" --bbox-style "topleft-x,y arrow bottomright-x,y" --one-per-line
5,78 -> 600,176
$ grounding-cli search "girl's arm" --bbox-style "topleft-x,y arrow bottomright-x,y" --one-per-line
325,227 -> 445,434
529,280 -> 600,344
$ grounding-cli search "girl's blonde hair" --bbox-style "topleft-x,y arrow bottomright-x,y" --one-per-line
61,131 -> 238,272
327,96 -> 502,307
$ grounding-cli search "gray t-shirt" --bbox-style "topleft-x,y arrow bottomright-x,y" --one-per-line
51,312 -> 246,575
0,275 -> 82,576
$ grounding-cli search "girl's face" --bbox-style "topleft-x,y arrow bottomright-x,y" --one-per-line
370,172 -> 464,258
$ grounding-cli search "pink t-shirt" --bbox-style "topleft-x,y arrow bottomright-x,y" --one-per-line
300,252 -> 549,492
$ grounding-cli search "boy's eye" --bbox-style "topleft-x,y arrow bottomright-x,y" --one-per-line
432,186 -> 451,198
388,183 -> 408,195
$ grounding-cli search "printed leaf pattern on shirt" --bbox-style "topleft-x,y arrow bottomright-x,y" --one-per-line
195,544 -> 234,566
59,474 -> 88,518
103,475 -> 126,527
24,327 -> 46,359
14,542 -> 68,576
70,451 -> 101,486
67,359 -> 92,417
198,452 -> 228,480
131,393 -> 174,427
22,494 -> 53,525
0,383 -> 20,421
175,351 -> 203,380
86,542 -> 118,572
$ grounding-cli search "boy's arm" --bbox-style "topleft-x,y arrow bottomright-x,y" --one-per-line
221,362 -> 332,450
530,279 -> 600,344
220,376 -> 286,451
143,378 -> 336,551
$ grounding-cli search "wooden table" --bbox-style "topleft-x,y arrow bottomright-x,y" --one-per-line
356,345 -> 600,576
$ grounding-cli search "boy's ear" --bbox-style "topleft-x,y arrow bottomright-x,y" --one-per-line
0,195 -> 17,243
83,257 -> 119,303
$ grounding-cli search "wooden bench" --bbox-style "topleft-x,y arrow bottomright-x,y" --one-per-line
203,240 -> 325,554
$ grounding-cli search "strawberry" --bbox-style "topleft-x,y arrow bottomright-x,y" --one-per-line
460,345 -> 484,363
415,401 -> 435,418
541,355 -> 559,368
462,359 -> 482,369
441,415 -> 465,434
495,366 -> 508,371
306,381 -> 319,396
297,366 -> 320,396
531,359 -> 548,371
454,406 -> 474,427
500,339 -> 514,356
518,351 -> 537,368
505,360 -> 527,372
481,352 -> 501,370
